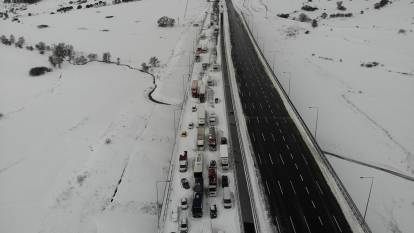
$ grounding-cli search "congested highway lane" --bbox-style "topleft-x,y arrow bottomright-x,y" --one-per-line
224,0 -> 352,232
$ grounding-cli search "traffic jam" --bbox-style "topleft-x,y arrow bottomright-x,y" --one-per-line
163,2 -> 240,233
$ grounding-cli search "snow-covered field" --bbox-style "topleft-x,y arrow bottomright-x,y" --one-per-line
0,0 -> 209,233
232,0 -> 414,232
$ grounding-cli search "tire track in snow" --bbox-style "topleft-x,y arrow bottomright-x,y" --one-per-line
341,92 -> 414,172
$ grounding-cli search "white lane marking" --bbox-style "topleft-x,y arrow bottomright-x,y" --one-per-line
252,133 -> 256,142
289,180 -> 296,195
318,216 -> 324,226
311,200 -> 316,209
290,153 -> 294,160
304,216 -> 312,233
276,121 -> 279,127
257,153 -> 262,164
265,180 -> 271,195
256,117 -> 260,124
268,153 -> 274,165
316,181 -> 324,195
279,153 -> 285,165
305,186 -> 310,195
259,103 -> 262,109
278,128 -> 282,133
282,135 -> 286,142
271,133 -> 275,142
262,132 -> 266,141
277,180 -> 283,195
270,109 -> 274,114
275,216 -> 281,233
299,174 -> 304,181
286,144 -> 290,150
301,153 -> 308,165
333,216 -> 343,233
294,163 -> 299,170
289,216 -> 297,233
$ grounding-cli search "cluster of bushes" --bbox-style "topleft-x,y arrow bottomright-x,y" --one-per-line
361,61 -> 379,68
301,5 -> 318,11
277,13 -> 289,19
29,67 -> 52,76
0,12 -> 9,20
56,6 -> 74,13
329,12 -> 353,18
0,34 -> 25,47
141,56 -> 160,72
298,13 -> 312,22
85,1 -> 107,8
374,0 -> 390,9
157,16 -> 175,27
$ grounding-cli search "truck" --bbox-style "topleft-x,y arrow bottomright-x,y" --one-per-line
193,152 -> 203,178
192,192 -> 203,218
208,127 -> 217,151
209,112 -> 217,125
219,144 -> 229,170
179,151 -> 188,172
208,166 -> 217,197
191,80 -> 198,98
198,106 -> 206,126
198,82 -> 206,103
197,127 -> 205,150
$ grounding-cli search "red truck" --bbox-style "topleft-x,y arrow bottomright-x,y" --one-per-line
208,166 -> 217,197
208,126 -> 217,151
191,80 -> 198,98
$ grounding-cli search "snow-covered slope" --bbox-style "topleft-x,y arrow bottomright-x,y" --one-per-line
232,0 -> 414,232
0,1 -> 208,233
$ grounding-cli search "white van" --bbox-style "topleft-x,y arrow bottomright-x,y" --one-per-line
223,187 -> 232,209
178,215 -> 188,233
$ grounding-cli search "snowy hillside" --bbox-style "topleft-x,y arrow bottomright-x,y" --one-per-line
0,0 -> 208,233
232,0 -> 414,232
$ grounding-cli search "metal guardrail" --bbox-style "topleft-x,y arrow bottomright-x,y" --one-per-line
221,4 -> 261,233
238,11 -> 372,233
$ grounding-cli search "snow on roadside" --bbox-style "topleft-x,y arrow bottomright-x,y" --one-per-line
0,0 -> 209,233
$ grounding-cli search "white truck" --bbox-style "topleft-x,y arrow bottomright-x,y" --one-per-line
197,127 -> 205,150
198,106 -> 206,126
219,144 -> 229,170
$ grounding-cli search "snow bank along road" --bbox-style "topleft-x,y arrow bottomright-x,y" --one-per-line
224,0 -> 361,232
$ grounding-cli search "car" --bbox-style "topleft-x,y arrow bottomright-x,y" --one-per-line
209,160 -> 217,168
178,215 -> 188,233
180,197 -> 188,210
220,137 -> 227,144
210,204 -> 217,218
221,175 -> 229,188
215,98 -> 219,103
192,106 -> 197,112
181,178 -> 190,189
180,131 -> 187,137
188,122 -> 194,129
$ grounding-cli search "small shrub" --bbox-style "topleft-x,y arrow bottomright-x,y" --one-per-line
312,19 -> 318,28
298,13 -> 311,22
277,13 -> 290,19
157,16 -> 175,27
398,29 -> 406,34
77,5 -> 82,9
87,53 -> 98,61
0,113 -> 3,119
103,52 -> 111,62
302,5 -> 318,11
149,56 -> 160,67
26,45 -> 34,51
337,1 -> 347,11
141,62 -> 149,72
105,138 -> 112,144
29,66 -> 52,76
321,12 -> 328,19
374,0 -> 389,9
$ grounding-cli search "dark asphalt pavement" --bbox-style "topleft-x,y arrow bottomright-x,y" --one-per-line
223,0 -> 353,232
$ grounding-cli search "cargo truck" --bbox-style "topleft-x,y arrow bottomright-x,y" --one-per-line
191,80 -> 198,98
193,152 -> 203,178
179,151 -> 188,172
198,82 -> 206,103
198,106 -> 206,126
208,127 -> 217,151
219,144 -> 229,170
197,127 -> 205,150
208,166 -> 217,197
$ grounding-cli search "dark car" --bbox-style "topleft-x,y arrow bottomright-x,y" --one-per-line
181,178 -> 190,189
220,137 -> 227,145
209,160 -> 217,168
221,175 -> 229,188
210,204 -> 217,218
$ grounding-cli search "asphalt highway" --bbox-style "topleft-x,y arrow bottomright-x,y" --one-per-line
224,0 -> 353,232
